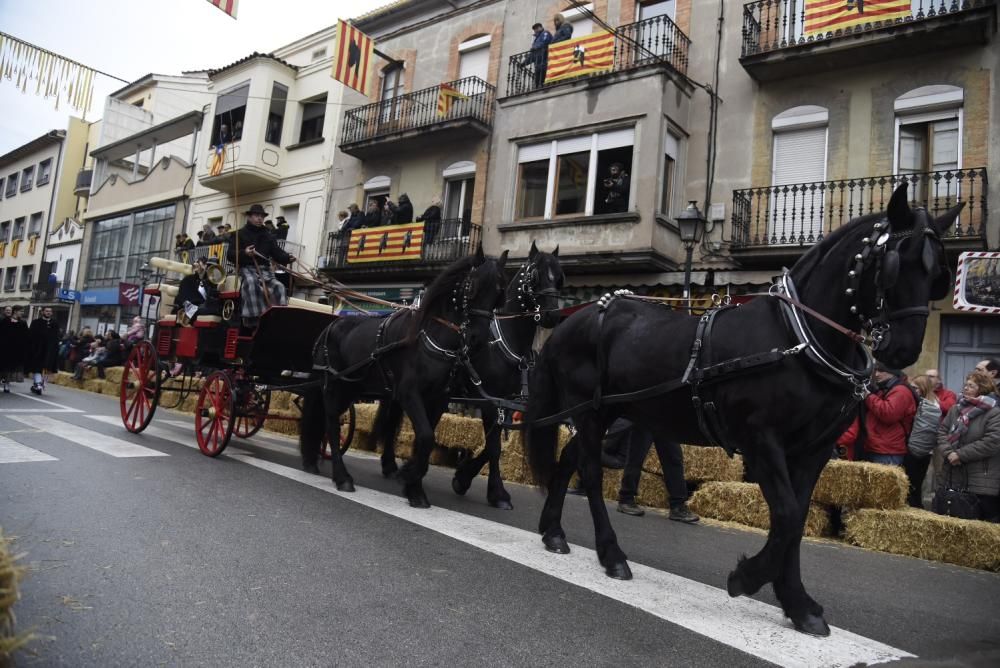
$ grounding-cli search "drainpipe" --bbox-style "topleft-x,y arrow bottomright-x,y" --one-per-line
41,135 -> 65,323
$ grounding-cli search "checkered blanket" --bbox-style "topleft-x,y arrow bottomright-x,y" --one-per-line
240,266 -> 287,318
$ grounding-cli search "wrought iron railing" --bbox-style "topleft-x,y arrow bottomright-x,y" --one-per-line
731,168 -> 988,249
741,0 -> 990,56
322,219 -> 481,269
340,77 -> 495,146
506,14 -> 690,96
173,239 -> 304,275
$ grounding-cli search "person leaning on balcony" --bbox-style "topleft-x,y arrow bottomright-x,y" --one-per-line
551,13 -> 573,43
380,199 -> 398,227
363,201 -> 382,228
342,204 -> 364,234
416,196 -> 443,244
530,22 -> 553,86
396,194 -> 414,224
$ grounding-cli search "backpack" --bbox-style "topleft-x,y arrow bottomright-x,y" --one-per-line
907,397 -> 940,458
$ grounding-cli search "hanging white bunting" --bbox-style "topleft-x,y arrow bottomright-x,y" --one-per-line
0,31 -> 98,114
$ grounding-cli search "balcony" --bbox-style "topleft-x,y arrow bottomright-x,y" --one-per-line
197,141 -> 281,194
74,169 -> 93,196
320,219 -> 481,280
505,14 -> 690,97
339,77 -> 495,159
730,168 -> 988,265
740,0 -> 998,81
31,281 -> 56,302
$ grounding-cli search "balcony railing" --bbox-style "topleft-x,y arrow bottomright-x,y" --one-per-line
31,281 -> 56,301
741,0 -> 994,56
174,239 -> 304,272
506,14 -> 690,97
340,77 -> 495,147
731,168 -> 988,250
322,220 -> 481,270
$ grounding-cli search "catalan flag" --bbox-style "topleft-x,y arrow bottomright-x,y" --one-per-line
333,20 -> 375,95
804,0 -> 910,36
545,30 -> 615,84
347,222 -> 425,264
208,144 -> 226,177
437,82 -> 469,117
205,0 -> 239,19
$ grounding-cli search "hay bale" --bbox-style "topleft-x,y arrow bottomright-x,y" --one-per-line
82,379 -> 106,395
1,530 -> 31,661
102,367 -> 124,386
844,508 -> 1000,571
689,481 -> 833,537
434,413 -> 484,450
353,403 -> 378,433
49,372 -> 74,387
813,459 -> 907,509
640,445 -> 743,483
269,391 -> 294,412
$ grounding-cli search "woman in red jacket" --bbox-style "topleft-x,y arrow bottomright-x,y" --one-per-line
837,363 -> 918,465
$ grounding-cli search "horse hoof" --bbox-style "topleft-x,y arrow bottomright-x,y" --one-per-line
451,477 -> 469,496
335,479 -> 355,493
726,570 -> 745,598
303,463 -> 320,475
605,562 -> 633,580
792,613 -> 831,637
543,535 -> 570,554
407,491 -> 431,509
382,466 -> 398,479
489,498 -> 513,510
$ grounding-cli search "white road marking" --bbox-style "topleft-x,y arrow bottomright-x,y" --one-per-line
0,434 -> 58,463
158,418 -> 295,455
0,408 -> 84,413
8,415 -> 169,458
85,415 -> 255,457
11,391 -> 83,411
231,455 -> 915,668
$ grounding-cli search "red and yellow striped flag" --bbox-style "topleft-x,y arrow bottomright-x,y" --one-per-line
545,30 -> 615,84
205,0 -> 239,19
437,82 -> 469,117
347,222 -> 425,264
333,20 -> 375,95
804,0 -> 910,36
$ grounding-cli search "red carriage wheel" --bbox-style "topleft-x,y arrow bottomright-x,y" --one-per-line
120,340 -> 160,434
195,371 -> 236,457
234,387 -> 270,439
320,404 -> 356,459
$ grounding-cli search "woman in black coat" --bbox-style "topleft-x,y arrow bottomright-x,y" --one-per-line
416,196 -> 443,244
27,307 -> 61,394
1,306 -> 29,391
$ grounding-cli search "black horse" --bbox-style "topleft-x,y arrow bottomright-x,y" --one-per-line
301,246 -> 508,507
524,185 -> 959,636
441,242 -> 565,508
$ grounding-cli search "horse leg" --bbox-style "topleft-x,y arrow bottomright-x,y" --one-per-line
538,434 -> 579,555
452,408 -> 493,496
483,418 -> 513,510
576,416 -> 631,580
322,388 -> 355,492
726,431 -> 799,599
375,401 -> 403,478
771,446 -> 833,636
396,393 -> 442,508
299,386 -> 323,474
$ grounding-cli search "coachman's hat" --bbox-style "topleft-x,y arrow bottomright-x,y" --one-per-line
245,204 -> 267,216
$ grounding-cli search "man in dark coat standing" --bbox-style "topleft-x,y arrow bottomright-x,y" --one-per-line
27,306 -> 61,394
227,204 -> 294,329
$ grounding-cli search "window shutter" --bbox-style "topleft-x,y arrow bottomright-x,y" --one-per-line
458,46 -> 490,81
772,127 -> 826,186
518,142 -> 551,163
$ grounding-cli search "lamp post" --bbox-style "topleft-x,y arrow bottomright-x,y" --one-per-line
676,201 -> 706,312
138,261 -> 153,322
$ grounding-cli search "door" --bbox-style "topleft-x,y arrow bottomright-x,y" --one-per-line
940,315 -> 1000,395
897,117 -> 960,206
770,126 -> 827,244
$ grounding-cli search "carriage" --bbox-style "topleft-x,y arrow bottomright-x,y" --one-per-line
118,244 -> 356,458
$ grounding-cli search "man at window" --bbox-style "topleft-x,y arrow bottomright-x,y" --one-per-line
602,162 -> 630,213
530,22 -> 553,87
227,204 -> 294,329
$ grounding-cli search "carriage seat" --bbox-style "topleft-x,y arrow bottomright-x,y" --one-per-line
219,274 -> 241,299
194,315 -> 223,328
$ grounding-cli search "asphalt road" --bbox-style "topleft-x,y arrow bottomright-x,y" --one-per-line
1,384 -> 999,667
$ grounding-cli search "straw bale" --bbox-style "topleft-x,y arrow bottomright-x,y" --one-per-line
103,367 -> 124,386
1,530 -> 31,660
689,482 -> 833,537
641,445 -> 744,483
269,391 -> 294,412
353,402 -> 378,433
82,379 -> 106,395
49,372 -> 73,387
434,413 -> 485,450
844,508 -> 1000,571
813,459 -> 907,510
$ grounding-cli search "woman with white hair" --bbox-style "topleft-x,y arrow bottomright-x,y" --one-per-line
416,195 -> 443,244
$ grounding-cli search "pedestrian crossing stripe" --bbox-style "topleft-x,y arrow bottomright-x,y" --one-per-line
0,434 -> 58,463
7,415 -> 169,458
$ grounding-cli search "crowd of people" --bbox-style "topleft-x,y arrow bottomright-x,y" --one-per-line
836,359 -> 1000,522
334,194 -> 446,244
174,214 -> 291,253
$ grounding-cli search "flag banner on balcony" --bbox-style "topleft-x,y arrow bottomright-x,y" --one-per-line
0,32 -> 96,113
118,282 -> 140,307
205,0 -> 239,19
10,239 -> 20,258
28,235 -> 38,255
545,30 -> 615,84
347,223 -> 424,264
0,242 -> 5,258
804,0 -> 910,36
437,83 -> 469,117
209,145 -> 226,177
333,20 -> 375,96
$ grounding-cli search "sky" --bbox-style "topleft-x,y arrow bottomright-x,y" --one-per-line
0,0 -> 389,154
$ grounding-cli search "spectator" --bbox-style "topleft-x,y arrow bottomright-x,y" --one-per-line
602,162 -> 630,213
925,368 -> 957,418
614,419 -> 699,523
906,374 -> 942,508
530,22 -> 553,86
74,327 -> 95,368
275,216 -> 290,240
57,330 -> 77,372
361,200 -> 382,228
836,362 -> 917,465
380,198 -> 398,227
216,224 -> 230,242
395,193 -> 414,225
552,13 -> 573,43
342,204 -> 363,234
201,223 -> 217,245
933,369 -> 1000,522
264,219 -> 277,237
96,331 -> 124,379
974,359 -> 1000,397
417,196 -> 443,244
73,336 -> 105,380
195,230 -> 206,246
178,233 -> 195,250
124,316 -> 145,350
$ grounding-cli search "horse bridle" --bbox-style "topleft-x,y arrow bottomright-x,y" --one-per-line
511,261 -> 559,322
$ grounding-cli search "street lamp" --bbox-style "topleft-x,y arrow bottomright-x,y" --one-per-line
138,261 -> 153,321
676,201 -> 706,312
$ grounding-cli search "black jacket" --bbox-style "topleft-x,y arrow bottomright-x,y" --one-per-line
102,338 -> 124,367
176,273 -> 209,307
27,317 -> 60,372
342,212 -> 364,234
0,318 -> 29,373
552,22 -> 574,43
363,209 -> 382,228
227,223 -> 292,269
396,196 -> 414,224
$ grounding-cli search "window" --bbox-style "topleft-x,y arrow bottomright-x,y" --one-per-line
458,35 -> 491,81
266,82 -> 288,146
563,2 -> 594,36
771,105 -> 829,243
19,265 -> 34,291
20,166 -> 34,191
444,176 -> 476,237
37,158 -> 52,185
5,173 -> 18,197
894,85 -> 963,205
3,268 -> 14,291
661,130 -> 683,215
379,66 -> 403,124
12,217 -> 26,241
362,175 -> 391,212
0,221 -> 9,243
28,212 -> 43,237
515,128 -> 635,219
211,82 -> 249,146
0,177 -> 4,197
86,205 -> 176,288
311,47 -> 327,62
298,94 -> 327,143
636,0 -> 676,60
62,258 -> 74,290
638,0 -> 675,20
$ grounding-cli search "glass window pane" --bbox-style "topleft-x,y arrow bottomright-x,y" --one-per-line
517,160 -> 549,219
593,145 -> 633,214
555,151 -> 589,215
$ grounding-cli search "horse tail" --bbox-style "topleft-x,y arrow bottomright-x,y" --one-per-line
370,400 -> 404,451
300,383 -> 325,466
525,351 -> 560,492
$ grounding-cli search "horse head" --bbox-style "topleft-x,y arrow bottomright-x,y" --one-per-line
413,245 -> 508,336
852,183 -> 961,369
516,241 -> 565,328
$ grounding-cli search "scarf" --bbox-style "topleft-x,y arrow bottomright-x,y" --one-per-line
946,395 -> 997,446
